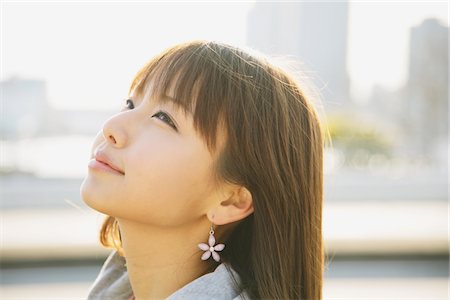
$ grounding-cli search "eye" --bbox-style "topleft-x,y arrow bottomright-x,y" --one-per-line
122,98 -> 177,131
152,111 -> 178,131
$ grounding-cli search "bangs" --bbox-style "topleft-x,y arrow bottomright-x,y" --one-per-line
128,42 -> 228,155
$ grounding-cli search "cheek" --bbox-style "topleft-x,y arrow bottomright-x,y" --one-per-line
123,142 -> 214,226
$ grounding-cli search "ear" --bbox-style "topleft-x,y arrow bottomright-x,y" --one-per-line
207,186 -> 254,225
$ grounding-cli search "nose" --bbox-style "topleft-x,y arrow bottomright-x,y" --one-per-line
101,113 -> 128,148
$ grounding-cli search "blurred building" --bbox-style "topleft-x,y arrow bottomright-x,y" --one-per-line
247,1 -> 351,110
0,77 -> 55,139
400,18 -> 448,166
0,77 -> 116,140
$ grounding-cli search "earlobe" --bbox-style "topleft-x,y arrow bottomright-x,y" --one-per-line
208,187 -> 254,225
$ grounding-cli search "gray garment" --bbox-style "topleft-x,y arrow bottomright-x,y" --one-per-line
86,250 -> 251,300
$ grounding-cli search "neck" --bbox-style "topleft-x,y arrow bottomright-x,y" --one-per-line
116,217 -> 219,300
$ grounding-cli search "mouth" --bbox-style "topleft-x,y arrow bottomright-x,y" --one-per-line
97,158 -> 124,174
88,159 -> 125,175
89,151 -> 125,175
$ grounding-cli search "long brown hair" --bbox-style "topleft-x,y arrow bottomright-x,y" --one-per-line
98,40 -> 326,299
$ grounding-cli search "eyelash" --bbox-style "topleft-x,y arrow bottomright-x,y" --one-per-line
124,99 -> 178,131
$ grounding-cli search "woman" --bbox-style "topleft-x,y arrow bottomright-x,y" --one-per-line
80,40 -> 325,299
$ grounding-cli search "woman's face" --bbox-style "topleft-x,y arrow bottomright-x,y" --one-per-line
80,85 -> 227,227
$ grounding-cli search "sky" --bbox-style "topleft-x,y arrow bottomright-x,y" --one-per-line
1,2 -> 254,110
1,1 -> 448,109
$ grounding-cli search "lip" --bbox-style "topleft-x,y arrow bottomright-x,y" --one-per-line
89,151 -> 125,175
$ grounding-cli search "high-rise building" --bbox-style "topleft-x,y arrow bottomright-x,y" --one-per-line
401,18 -> 448,165
247,1 -> 351,110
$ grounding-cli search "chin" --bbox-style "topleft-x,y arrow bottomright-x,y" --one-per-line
79,176 -> 111,215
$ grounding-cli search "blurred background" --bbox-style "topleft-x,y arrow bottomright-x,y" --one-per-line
1,0 -> 448,299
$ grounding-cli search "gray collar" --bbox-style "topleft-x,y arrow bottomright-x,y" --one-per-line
87,250 -> 250,300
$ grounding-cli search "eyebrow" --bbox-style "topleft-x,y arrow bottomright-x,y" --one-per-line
170,96 -> 196,117
134,94 -> 194,119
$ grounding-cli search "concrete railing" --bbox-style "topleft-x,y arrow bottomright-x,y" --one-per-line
1,200 -> 447,262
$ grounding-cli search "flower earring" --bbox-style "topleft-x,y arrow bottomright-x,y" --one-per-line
198,223 -> 225,262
